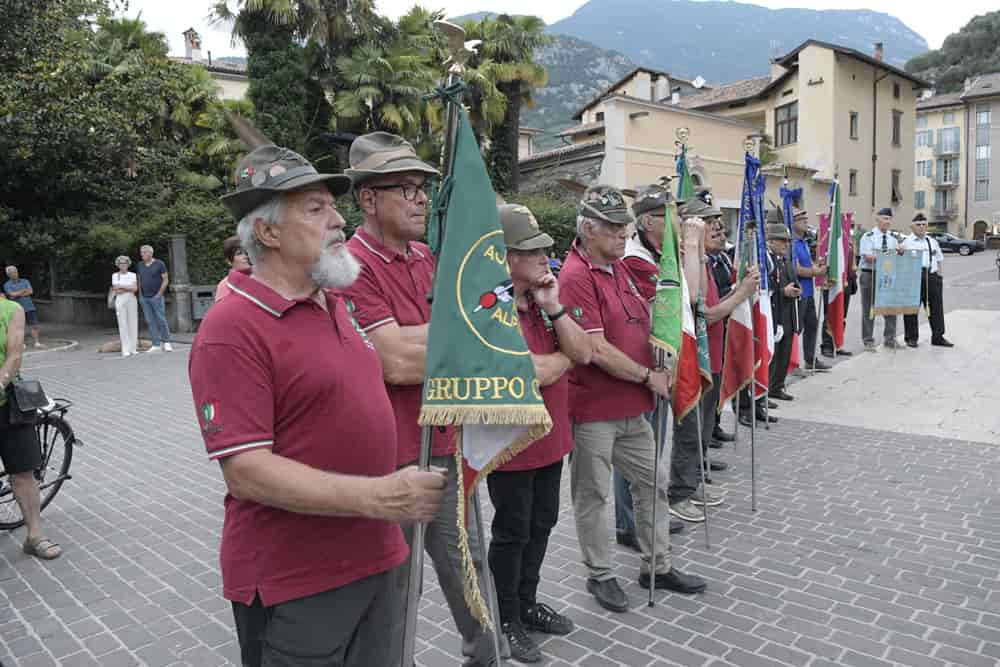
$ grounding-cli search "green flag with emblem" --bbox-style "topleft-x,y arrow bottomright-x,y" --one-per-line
420,99 -> 551,629
650,201 -> 682,359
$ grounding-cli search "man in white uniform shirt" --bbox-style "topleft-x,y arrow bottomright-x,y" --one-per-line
902,213 -> 952,348
858,208 -> 905,351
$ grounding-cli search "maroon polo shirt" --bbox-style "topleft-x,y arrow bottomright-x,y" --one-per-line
497,301 -> 572,472
559,241 -> 655,422
343,228 -> 455,466
188,270 -> 406,607
622,255 -> 658,303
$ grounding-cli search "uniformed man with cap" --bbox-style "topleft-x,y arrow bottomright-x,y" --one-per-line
858,207 -> 906,351
190,144 -> 447,667
902,213 -> 952,347
486,203 -> 592,663
341,131 -> 503,666
765,221 -> 800,402
559,185 -> 707,613
614,184 -> 687,547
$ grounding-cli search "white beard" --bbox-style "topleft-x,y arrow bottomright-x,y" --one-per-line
311,243 -> 360,289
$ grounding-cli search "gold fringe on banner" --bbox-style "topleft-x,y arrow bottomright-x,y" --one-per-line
418,404 -> 553,427
872,306 -> 920,316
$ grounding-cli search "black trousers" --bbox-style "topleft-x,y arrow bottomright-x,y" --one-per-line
821,288 -> 852,352
769,315 -> 795,393
903,271 -> 945,343
800,295 -> 819,364
669,372 -> 719,503
487,459 -> 563,625
232,571 -> 395,667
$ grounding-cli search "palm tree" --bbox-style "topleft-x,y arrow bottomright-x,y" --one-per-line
89,15 -> 169,81
470,14 -> 549,193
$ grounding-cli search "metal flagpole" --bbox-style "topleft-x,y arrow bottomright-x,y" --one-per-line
401,20 -> 498,667
648,349 -> 665,607
746,219 -> 760,513
471,485 -> 504,665
694,399 -> 711,548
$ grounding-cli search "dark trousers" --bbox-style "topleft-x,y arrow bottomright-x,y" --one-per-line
821,288 -> 852,352
232,572 -> 395,667
487,459 -> 563,625
769,317 -> 795,393
668,373 -> 719,503
903,271 -> 945,343
800,295 -> 819,364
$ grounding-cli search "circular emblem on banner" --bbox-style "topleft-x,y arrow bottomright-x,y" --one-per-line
457,230 -> 529,356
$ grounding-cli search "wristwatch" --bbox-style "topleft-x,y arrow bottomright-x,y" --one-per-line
546,307 -> 567,321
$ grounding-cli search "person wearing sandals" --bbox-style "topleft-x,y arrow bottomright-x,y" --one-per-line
111,256 -> 139,357
488,204 -> 593,662
0,294 -> 62,560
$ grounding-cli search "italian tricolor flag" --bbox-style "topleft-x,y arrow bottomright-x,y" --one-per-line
826,182 -> 846,351
672,273 -> 704,420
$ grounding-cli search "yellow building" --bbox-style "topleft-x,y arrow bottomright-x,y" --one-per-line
681,40 -> 930,231
172,28 -> 249,101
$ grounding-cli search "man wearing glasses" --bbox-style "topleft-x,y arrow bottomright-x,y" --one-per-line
342,131 -> 502,666
902,213 -> 952,347
560,185 -> 707,614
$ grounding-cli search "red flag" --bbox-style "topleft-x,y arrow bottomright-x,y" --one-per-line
719,293 -> 754,409
672,274 -> 704,420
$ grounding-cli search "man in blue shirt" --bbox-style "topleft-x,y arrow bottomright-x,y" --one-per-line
136,245 -> 173,352
3,266 -> 41,348
791,209 -> 830,375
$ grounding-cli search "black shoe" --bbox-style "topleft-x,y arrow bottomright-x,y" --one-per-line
708,439 -> 724,449
712,427 -> 735,443
638,568 -> 707,595
770,389 -> 794,401
522,602 -> 574,635
586,577 -> 629,613
501,622 -> 541,663
836,349 -> 853,356
670,518 -> 685,534
807,359 -> 832,371
616,531 -> 640,552
821,347 -> 834,358
932,338 -> 954,347
739,413 -> 752,428
906,340 -> 918,348
755,411 -> 778,423
704,460 -> 728,472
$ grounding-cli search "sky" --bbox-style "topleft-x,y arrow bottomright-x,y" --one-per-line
125,0 -> 995,60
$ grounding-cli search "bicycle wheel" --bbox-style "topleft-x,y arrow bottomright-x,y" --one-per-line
0,414 -> 74,530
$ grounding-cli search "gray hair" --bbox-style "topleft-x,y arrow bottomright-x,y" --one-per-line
4,266 -> 15,277
237,198 -> 284,266
139,245 -> 153,254
576,215 -> 596,238
114,256 -> 132,268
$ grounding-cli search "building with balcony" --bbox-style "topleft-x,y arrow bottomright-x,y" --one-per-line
680,40 -> 928,232
170,28 -> 249,101
914,91 -> 965,234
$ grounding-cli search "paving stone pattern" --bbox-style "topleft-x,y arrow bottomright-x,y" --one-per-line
1,349 -> 999,666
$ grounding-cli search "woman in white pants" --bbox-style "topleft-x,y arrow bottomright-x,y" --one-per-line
111,256 -> 139,356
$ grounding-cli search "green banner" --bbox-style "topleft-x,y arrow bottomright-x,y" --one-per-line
650,202 -> 682,361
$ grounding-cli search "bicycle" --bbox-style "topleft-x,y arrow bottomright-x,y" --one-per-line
0,398 -> 81,530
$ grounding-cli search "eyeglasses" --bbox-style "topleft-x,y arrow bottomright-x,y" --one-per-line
367,183 -> 426,202
913,222 -> 928,227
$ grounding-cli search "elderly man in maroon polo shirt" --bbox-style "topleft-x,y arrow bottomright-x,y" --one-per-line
341,131 -> 502,666
487,203 -> 593,663
559,185 -> 707,614
189,144 -> 447,667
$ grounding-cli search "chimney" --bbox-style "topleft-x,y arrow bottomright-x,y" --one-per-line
671,87 -> 681,106
873,42 -> 884,62
183,28 -> 203,62
208,51 -> 212,67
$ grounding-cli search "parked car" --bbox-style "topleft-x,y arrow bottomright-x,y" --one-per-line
928,232 -> 985,256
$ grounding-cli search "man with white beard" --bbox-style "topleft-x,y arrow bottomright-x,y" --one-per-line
342,131 -> 504,666
188,145 -> 447,667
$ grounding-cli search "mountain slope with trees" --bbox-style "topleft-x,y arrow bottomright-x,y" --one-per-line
905,11 -> 1000,93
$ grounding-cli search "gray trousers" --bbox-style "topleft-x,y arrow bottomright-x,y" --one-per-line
232,572 -> 395,667
571,416 -> 671,581
669,373 -> 718,503
860,270 -> 897,344
391,455 -> 494,666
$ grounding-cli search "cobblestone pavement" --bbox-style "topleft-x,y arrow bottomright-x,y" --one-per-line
1,251 -> 997,667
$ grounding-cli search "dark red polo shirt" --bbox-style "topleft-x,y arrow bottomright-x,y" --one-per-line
188,270 -> 406,607
497,302 -> 572,472
343,228 -> 455,466
622,255 -> 658,302
559,241 -> 654,422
